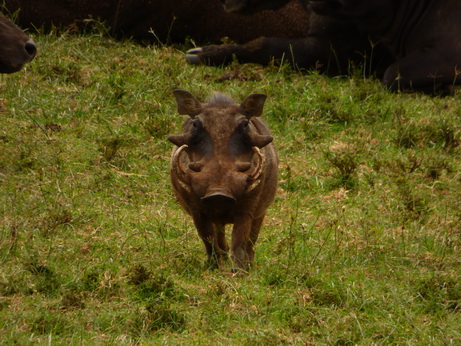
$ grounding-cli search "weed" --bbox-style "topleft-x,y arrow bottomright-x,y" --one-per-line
396,117 -> 460,150
144,302 -> 186,332
129,265 -> 180,303
416,275 -> 461,313
31,311 -> 69,335
98,136 -> 124,163
324,141 -> 360,189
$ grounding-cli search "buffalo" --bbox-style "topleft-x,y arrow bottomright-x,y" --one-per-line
190,0 -> 461,92
168,90 -> 278,271
308,0 -> 461,92
2,0 -> 309,45
187,0 -> 392,78
0,13 -> 36,73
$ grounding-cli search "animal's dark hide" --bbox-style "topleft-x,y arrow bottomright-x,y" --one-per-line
309,0 -> 461,91
0,12 -> 35,73
2,0 -> 309,44
188,0 -> 392,78
191,0 -> 461,92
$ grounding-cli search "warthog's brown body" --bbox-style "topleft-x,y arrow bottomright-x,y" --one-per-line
168,90 -> 278,271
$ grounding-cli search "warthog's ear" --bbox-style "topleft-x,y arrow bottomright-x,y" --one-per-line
173,90 -> 202,117
239,93 -> 267,118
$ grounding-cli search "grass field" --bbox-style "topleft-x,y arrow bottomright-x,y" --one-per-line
0,30 -> 460,344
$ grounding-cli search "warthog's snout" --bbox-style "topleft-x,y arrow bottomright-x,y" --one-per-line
201,192 -> 237,210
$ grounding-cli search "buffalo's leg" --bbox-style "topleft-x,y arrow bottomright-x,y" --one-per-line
186,35 -> 354,74
383,49 -> 460,93
186,37 -> 319,68
186,16 -> 386,76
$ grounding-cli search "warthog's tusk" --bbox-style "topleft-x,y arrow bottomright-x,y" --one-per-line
171,144 -> 192,193
247,147 -> 265,192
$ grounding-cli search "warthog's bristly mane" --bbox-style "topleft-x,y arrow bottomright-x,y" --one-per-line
206,93 -> 235,107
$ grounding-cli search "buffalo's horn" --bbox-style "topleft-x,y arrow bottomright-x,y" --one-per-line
171,144 -> 192,193
247,147 -> 265,192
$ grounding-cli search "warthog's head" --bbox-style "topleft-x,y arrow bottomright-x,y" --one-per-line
168,90 -> 274,216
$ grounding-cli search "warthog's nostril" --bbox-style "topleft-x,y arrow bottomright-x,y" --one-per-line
201,193 -> 236,210
24,40 -> 37,58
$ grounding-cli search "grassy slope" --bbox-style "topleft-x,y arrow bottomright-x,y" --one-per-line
0,32 -> 460,344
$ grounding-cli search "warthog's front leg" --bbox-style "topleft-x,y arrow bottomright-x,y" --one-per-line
231,215 -> 264,271
193,215 -> 228,268
246,215 -> 265,266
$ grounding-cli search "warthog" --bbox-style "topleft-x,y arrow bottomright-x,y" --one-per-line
168,90 -> 278,271
0,13 -> 36,73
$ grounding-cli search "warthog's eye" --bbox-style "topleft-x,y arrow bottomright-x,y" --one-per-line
239,120 -> 250,132
188,118 -> 207,146
190,119 -> 203,137
191,119 -> 202,129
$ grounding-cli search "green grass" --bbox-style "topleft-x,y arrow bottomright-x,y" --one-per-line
1,30 -> 460,344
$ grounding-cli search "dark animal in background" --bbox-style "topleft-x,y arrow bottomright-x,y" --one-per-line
168,90 -> 278,271
1,0 -> 309,45
191,0 -> 461,92
308,0 -> 461,91
0,13 -> 36,73
187,0 -> 392,78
